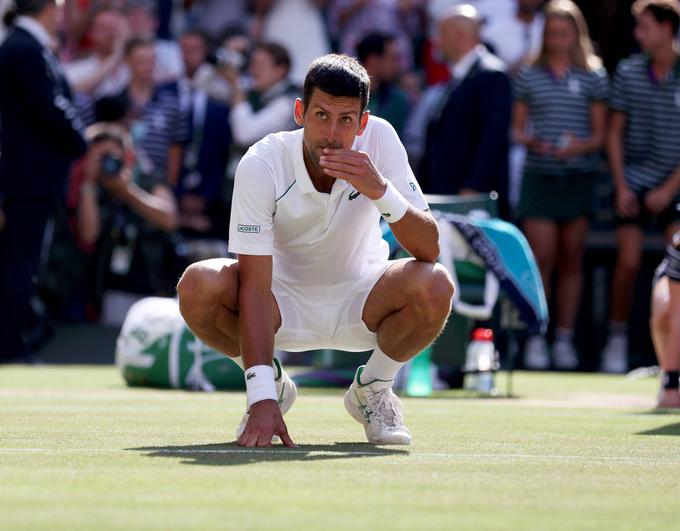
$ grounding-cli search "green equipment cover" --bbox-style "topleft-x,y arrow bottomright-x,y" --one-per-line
115,297 -> 244,391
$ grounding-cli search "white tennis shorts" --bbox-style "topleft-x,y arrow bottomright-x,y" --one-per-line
272,262 -> 394,352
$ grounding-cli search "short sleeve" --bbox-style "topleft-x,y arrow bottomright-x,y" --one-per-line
610,60 -> 629,112
589,68 -> 610,102
228,154 -> 277,255
372,118 -> 429,211
513,66 -> 532,103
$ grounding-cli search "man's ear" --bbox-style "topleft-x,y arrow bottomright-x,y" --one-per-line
294,98 -> 304,126
356,110 -> 370,136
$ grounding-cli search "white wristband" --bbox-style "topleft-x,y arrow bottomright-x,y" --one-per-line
373,180 -> 409,223
244,365 -> 277,407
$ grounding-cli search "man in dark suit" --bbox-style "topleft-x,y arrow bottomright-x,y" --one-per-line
420,5 -> 512,213
0,0 -> 86,362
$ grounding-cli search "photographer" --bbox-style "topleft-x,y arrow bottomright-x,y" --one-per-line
72,123 -> 178,324
223,41 -> 299,150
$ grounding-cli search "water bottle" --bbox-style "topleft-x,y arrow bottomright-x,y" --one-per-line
464,328 -> 498,394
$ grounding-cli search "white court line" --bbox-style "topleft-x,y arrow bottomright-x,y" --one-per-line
0,447 -> 676,464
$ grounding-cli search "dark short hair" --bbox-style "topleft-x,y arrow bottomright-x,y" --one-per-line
253,42 -> 291,73
356,32 -> 395,64
15,0 -> 53,16
85,122 -> 131,152
124,36 -> 155,58
303,54 -> 370,113
180,28 -> 209,47
633,0 -> 680,34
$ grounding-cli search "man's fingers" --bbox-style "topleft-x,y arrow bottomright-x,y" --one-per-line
279,430 -> 296,448
319,160 -> 358,174
322,167 -> 351,180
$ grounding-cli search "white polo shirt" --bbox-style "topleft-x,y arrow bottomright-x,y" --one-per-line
228,115 -> 428,289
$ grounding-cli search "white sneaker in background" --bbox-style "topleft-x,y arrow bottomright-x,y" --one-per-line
523,335 -> 550,370
344,366 -> 412,445
235,357 -> 297,442
600,335 -> 629,374
552,340 -> 579,370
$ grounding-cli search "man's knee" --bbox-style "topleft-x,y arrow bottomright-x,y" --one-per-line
651,282 -> 671,334
177,260 -> 238,326
412,262 -> 455,321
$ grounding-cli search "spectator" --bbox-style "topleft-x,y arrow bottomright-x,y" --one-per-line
512,0 -> 608,370
328,0 -> 424,69
63,6 -> 130,98
224,41 -> 298,152
70,122 -> 178,324
482,0 -> 545,72
357,31 -> 410,137
0,0 -> 87,363
176,29 -> 232,240
257,0 -> 331,86
0,0 -> 12,43
124,0 -> 183,85
601,0 -> 680,373
418,4 -> 512,212
650,231 -> 680,408
109,37 -> 189,186
178,28 -> 230,104
191,0 -> 248,43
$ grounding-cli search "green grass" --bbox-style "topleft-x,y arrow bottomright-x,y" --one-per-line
1,367 -> 679,530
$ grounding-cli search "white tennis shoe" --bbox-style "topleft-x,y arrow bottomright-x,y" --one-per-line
344,366 -> 412,445
235,357 -> 297,443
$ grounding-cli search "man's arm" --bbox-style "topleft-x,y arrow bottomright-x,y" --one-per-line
236,254 -> 295,448
320,148 -> 439,262
15,46 -> 86,157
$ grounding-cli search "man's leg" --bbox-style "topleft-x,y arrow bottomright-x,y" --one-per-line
650,277 -> 680,408
176,258 -> 282,361
343,259 -> 454,445
601,224 -> 644,373
177,259 -> 296,444
362,259 -> 455,362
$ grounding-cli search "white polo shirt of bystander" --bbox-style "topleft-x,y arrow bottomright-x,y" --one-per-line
228,115 -> 428,291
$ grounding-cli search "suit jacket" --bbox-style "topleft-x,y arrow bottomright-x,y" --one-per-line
0,26 -> 86,199
420,50 -> 512,207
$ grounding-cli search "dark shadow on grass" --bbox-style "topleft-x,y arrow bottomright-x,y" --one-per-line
127,442 -> 409,466
637,422 -> 680,436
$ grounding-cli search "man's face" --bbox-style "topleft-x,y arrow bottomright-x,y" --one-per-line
127,6 -> 156,39
438,18 -> 466,63
180,34 -> 207,76
127,45 -> 155,84
91,11 -> 122,56
294,88 -> 368,176
380,40 -> 402,83
249,48 -> 287,92
634,10 -> 672,54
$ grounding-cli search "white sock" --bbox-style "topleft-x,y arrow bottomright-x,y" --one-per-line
361,346 -> 405,384
608,321 -> 628,338
229,356 -> 280,378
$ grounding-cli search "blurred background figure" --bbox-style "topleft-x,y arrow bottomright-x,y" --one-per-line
68,122 -> 178,325
64,5 -> 130,98
108,37 -> 189,187
175,28 -> 232,243
357,31 -> 410,137
512,0 -> 608,370
601,0 -> 680,374
0,0 -> 12,43
0,0 -> 87,363
418,4 -> 512,213
328,0 -> 424,70
482,0 -> 545,72
650,231 -> 680,408
254,0 -> 331,86
124,0 -> 183,85
224,41 -> 298,158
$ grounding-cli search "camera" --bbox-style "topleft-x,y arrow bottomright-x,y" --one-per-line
207,47 -> 245,71
100,153 -> 123,177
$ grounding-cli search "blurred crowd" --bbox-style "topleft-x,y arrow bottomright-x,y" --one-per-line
1,0 -> 679,376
